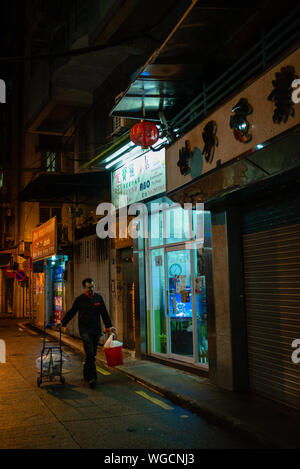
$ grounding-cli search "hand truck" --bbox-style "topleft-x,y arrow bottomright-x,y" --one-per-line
37,324 -> 65,387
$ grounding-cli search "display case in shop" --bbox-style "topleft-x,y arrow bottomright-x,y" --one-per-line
53,267 -> 64,324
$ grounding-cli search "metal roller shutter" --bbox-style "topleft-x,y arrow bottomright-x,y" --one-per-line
243,200 -> 300,409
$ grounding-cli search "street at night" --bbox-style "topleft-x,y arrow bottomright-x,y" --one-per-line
0,320 -> 260,450
0,0 -> 300,455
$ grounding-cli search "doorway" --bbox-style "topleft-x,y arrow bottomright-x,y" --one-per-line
166,247 -> 193,357
118,247 -> 135,350
147,200 -> 211,367
149,243 -> 209,366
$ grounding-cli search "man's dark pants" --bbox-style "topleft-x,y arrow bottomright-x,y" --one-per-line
80,332 -> 100,382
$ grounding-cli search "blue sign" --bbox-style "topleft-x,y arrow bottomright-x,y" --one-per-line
15,270 -> 27,282
52,267 -> 63,282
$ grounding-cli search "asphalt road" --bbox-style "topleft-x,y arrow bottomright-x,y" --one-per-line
0,319 -> 261,450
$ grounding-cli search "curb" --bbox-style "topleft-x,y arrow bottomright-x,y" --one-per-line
114,367 -> 280,449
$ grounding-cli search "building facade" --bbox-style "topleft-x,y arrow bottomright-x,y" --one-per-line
165,47 -> 300,406
0,0 -> 299,410
0,0 -> 191,338
106,2 -> 300,408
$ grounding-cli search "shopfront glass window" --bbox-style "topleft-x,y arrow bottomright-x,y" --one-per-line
149,209 -> 163,247
150,248 -> 166,354
167,249 -> 193,357
147,199 -> 211,366
194,245 -> 208,364
192,208 -> 205,242
165,204 -> 191,245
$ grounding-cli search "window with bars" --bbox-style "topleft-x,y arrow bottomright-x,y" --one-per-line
74,238 -> 109,264
41,151 -> 60,172
39,205 -> 62,225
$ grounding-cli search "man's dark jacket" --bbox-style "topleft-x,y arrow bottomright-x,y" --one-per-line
61,292 -> 112,336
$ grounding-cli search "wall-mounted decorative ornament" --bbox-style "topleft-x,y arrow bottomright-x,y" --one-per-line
268,65 -> 298,124
202,120 -> 218,164
230,98 -> 253,144
177,140 -> 192,176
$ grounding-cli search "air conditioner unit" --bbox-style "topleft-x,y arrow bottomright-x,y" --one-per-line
111,117 -> 135,137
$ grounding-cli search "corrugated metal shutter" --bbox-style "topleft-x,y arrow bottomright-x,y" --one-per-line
243,199 -> 300,409
70,236 -> 110,339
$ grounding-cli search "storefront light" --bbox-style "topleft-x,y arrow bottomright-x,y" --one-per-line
105,146 -> 142,170
103,141 -> 136,165
105,137 -> 169,170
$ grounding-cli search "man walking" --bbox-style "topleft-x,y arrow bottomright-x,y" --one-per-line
59,278 -> 115,388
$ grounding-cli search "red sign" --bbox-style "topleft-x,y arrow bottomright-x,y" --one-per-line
32,217 -> 57,261
5,266 -> 15,278
15,270 -> 27,282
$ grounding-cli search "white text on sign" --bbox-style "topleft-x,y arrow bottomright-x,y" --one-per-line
0,80 -> 6,103
0,340 -> 6,363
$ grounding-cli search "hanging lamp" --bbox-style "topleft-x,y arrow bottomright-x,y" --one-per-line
130,120 -> 159,149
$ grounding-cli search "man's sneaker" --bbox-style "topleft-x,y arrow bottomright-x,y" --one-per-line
88,379 -> 97,389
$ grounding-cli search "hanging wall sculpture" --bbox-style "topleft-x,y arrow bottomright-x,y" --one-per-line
202,120 -> 218,164
268,65 -> 298,124
230,98 -> 253,144
177,140 -> 192,176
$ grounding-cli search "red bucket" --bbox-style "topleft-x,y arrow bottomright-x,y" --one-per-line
104,346 -> 123,367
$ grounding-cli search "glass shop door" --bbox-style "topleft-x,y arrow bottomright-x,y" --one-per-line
166,246 -> 194,360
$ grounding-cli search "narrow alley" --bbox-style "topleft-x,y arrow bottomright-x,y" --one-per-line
0,319 -> 260,450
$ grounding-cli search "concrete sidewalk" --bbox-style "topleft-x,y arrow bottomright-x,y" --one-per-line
24,322 -> 300,449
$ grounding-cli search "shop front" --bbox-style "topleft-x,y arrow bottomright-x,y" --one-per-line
32,217 -> 68,325
103,137 -> 213,368
144,200 -> 211,368
109,145 -> 167,350
164,47 -> 300,400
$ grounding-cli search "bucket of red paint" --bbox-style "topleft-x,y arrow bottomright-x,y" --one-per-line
104,346 -> 123,367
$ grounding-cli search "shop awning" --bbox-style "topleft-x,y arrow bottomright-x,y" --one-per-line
0,253 -> 12,268
110,63 -> 201,122
110,2 -> 296,127
18,171 -> 109,202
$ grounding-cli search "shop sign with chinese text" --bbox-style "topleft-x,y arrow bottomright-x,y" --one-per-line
32,217 -> 57,261
166,48 -> 300,194
111,148 -> 166,209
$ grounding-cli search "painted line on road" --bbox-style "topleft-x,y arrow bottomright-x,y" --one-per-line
17,324 -> 38,335
27,329 -> 38,335
96,366 -> 111,376
135,391 -> 174,410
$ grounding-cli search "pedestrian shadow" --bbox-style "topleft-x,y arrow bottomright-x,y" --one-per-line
42,383 -> 89,400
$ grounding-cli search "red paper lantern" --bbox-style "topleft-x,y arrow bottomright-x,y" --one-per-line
130,120 -> 159,149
